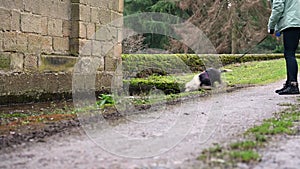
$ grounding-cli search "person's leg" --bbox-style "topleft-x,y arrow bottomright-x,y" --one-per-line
283,27 -> 300,82
278,27 -> 300,95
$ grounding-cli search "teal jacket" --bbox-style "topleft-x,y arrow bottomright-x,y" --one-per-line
268,0 -> 300,32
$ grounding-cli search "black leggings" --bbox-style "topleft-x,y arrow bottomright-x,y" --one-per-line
282,27 -> 300,83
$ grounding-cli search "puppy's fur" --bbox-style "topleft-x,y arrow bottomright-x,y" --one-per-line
185,68 -> 231,92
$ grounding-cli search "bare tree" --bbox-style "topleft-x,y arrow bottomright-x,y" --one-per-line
170,0 -> 271,54
122,34 -> 147,54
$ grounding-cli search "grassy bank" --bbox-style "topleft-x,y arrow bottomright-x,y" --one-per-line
197,102 -> 300,168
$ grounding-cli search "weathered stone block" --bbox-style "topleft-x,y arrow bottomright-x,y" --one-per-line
56,0 -> 71,20
79,21 -> 87,38
28,34 -> 42,53
79,39 -> 92,56
71,3 -> 80,21
73,57 -> 97,74
0,52 -> 11,70
42,73 -> 59,93
39,0 -> 51,17
0,8 -> 11,31
10,53 -> 24,72
105,56 -> 118,72
97,56 -> 105,71
40,55 -> 77,72
70,38 -> 79,55
48,19 -> 63,37
86,23 -> 95,39
99,9 -> 111,24
24,54 -> 38,71
79,4 -> 90,22
21,13 -> 42,33
41,36 -> 53,53
39,0 -> 70,20
88,0 -> 103,7
53,37 -> 69,52
11,10 -> 20,31
109,0 -> 121,12
0,0 -> 23,10
3,32 -> 17,51
16,33 -> 28,52
70,21 -> 79,38
5,73 -> 23,94
41,17 -> 48,35
114,43 -> 122,59
63,20 -> 71,37
24,0 -> 41,14
92,40 -> 103,57
91,7 -> 99,23
57,72 -> 72,92
3,32 -> 27,52
95,72 -> 103,91
95,27 -> 113,41
111,11 -> 122,21
31,73 -> 45,92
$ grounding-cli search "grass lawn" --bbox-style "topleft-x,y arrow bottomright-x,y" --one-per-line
223,59 -> 287,85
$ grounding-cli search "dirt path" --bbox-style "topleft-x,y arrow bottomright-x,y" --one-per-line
0,80 -> 298,169
254,135 -> 300,169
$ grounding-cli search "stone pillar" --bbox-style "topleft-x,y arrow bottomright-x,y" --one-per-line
70,0 -> 123,57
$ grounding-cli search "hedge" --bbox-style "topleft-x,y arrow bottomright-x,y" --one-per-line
122,54 -> 290,73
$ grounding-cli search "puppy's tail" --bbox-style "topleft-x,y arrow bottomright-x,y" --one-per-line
220,69 -> 232,73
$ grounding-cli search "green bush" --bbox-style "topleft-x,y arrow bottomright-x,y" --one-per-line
122,54 -> 288,74
124,75 -> 185,95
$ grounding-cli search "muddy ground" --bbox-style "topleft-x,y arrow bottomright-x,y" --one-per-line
0,80 -> 299,169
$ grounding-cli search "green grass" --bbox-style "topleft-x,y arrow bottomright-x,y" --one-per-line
248,119 -> 294,135
96,94 -> 116,107
229,150 -> 260,163
223,59 -> 287,85
197,103 -> 300,167
229,141 -> 258,150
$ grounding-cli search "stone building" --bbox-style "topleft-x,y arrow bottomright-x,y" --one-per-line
0,0 -> 123,104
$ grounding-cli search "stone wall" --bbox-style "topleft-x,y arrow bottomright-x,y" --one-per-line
0,0 -> 123,104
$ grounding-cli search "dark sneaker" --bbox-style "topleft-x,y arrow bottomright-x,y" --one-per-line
278,82 -> 300,95
275,82 -> 289,93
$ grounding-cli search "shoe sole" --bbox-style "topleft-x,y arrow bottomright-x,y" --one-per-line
278,92 -> 300,95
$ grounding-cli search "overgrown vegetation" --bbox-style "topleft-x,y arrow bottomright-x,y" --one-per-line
96,94 -> 116,107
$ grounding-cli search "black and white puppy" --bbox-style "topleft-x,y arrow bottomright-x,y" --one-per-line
185,68 -> 231,92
